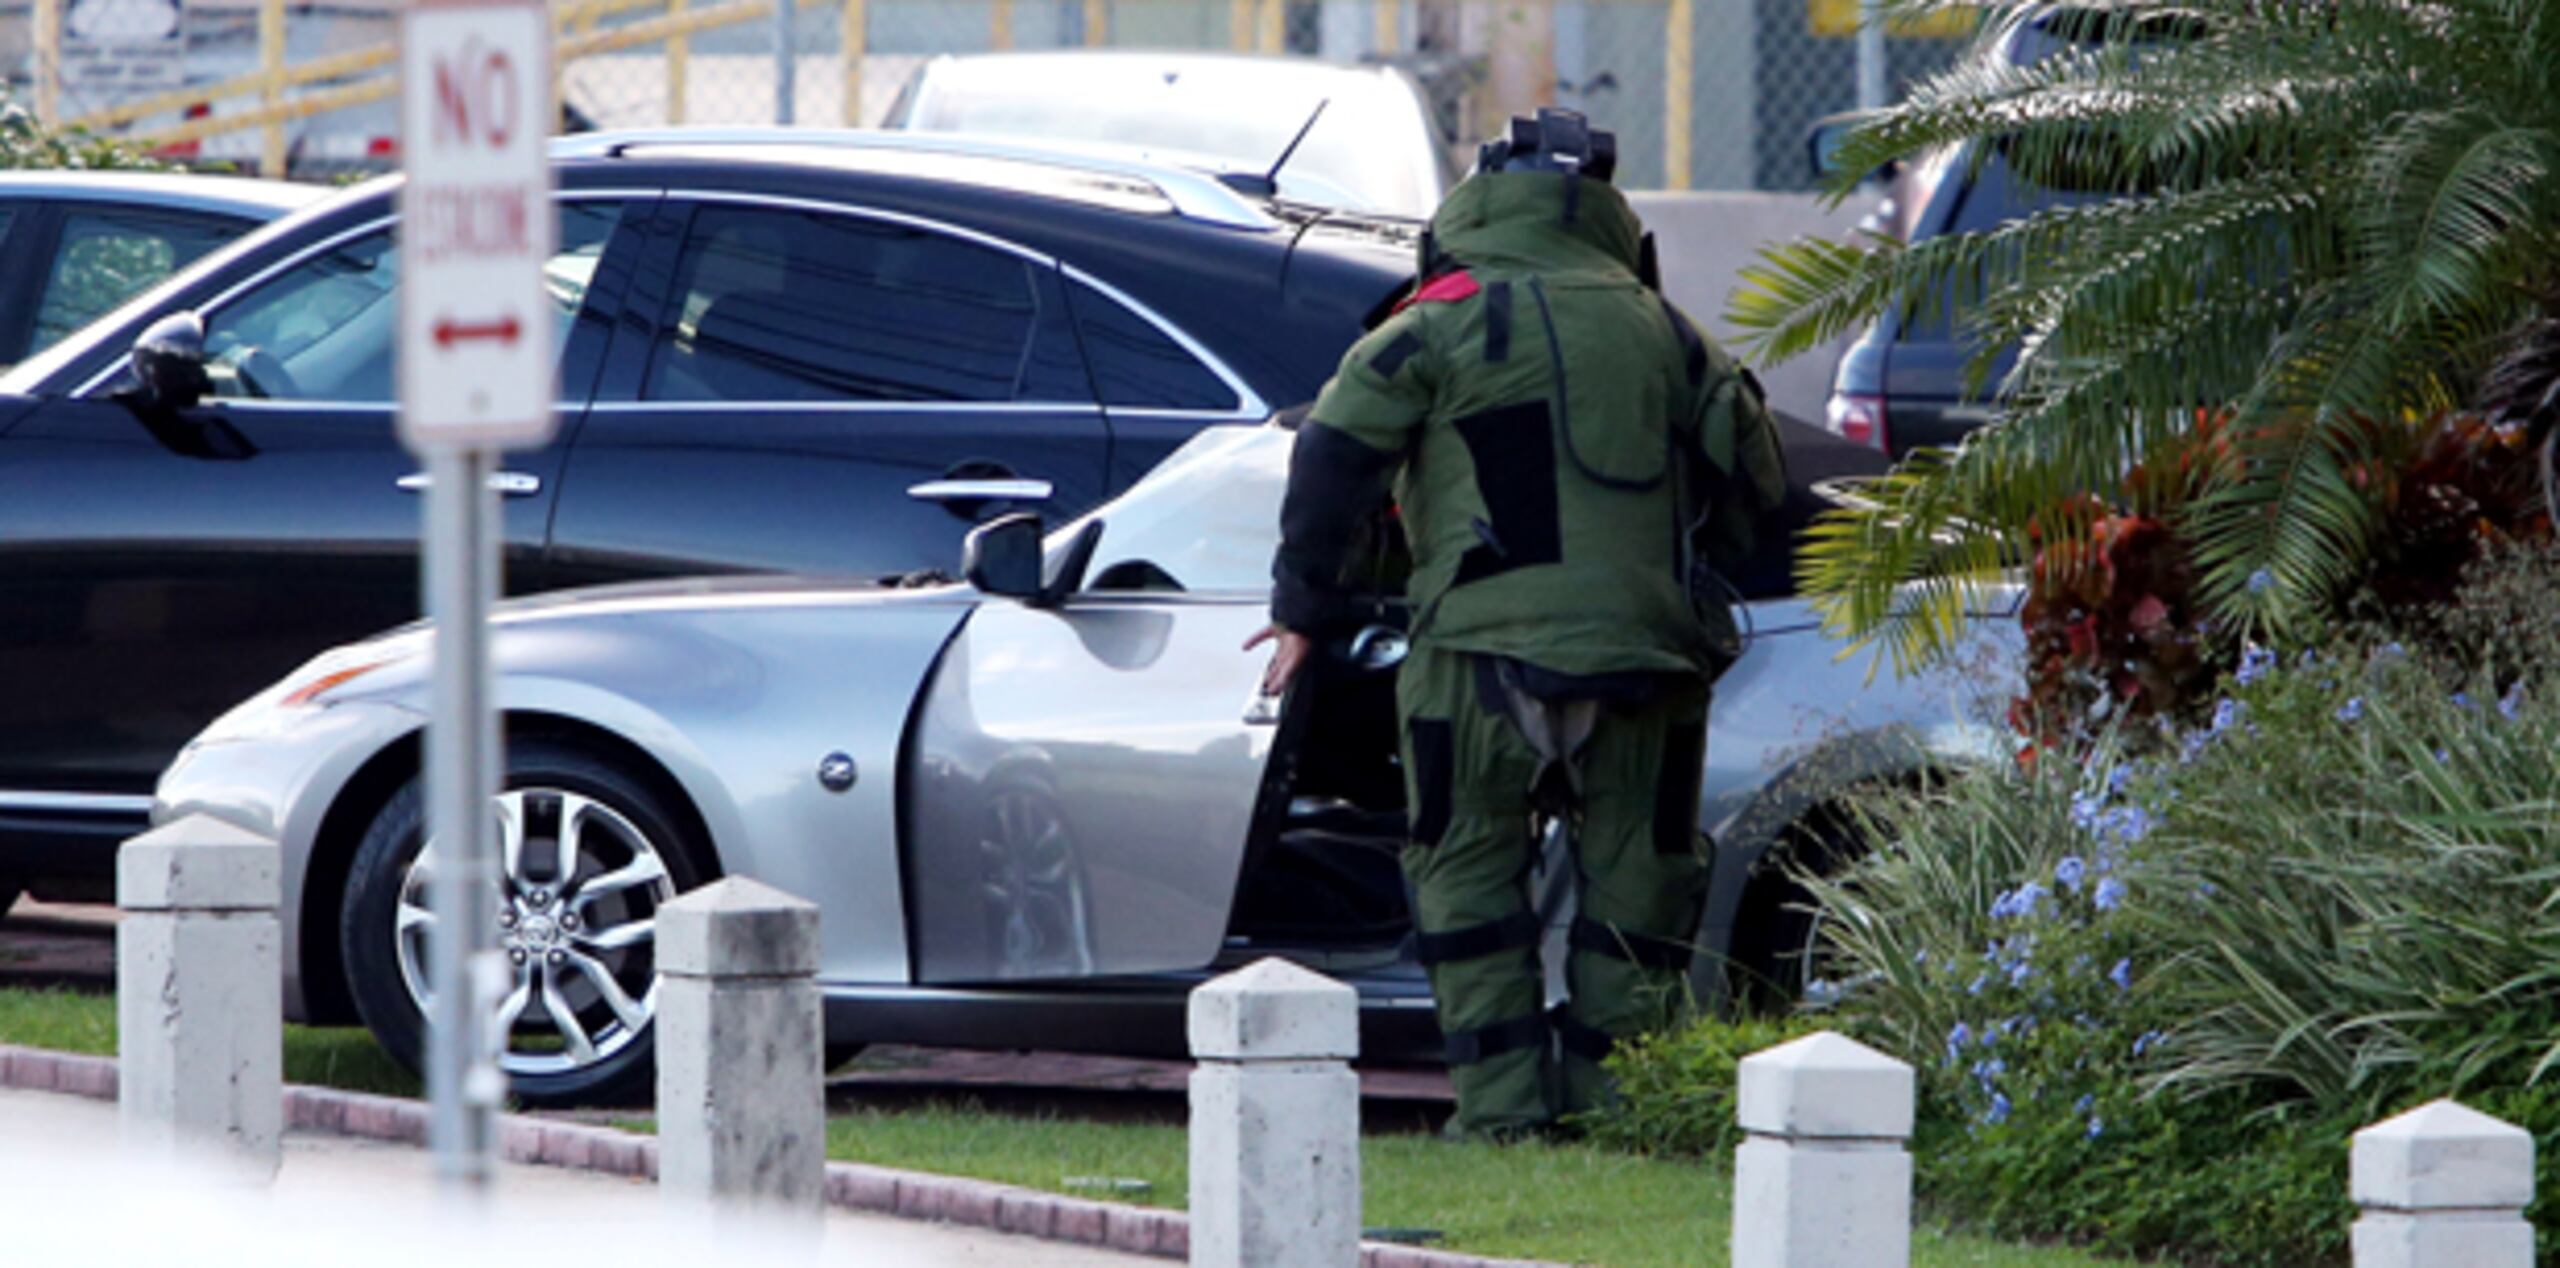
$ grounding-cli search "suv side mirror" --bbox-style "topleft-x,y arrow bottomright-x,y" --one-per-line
962,512 -> 1045,601
130,310 -> 212,412
1807,111 -> 1898,185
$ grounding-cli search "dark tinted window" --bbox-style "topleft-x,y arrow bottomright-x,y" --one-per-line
1899,149 -> 2096,343
35,210 -> 239,352
645,205 -> 1040,404
196,200 -> 622,403
1065,278 -> 1236,411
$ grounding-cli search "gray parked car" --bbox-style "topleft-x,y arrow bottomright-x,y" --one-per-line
156,417 -> 2017,1104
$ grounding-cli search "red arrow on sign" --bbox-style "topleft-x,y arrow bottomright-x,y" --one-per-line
434,314 -> 522,348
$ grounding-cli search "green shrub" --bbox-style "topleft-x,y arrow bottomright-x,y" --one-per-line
1576,1016 -> 1823,1158
0,89 -> 162,171
1751,547 -> 2560,1265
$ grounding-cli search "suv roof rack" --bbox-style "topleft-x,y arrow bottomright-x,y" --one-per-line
550,128 -> 1277,230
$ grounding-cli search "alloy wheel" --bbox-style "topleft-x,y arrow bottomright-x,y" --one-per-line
392,787 -> 676,1077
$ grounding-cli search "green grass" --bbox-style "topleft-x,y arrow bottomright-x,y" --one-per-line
0,986 -> 418,1098
795,1101 -> 2128,1268
0,986 -> 2113,1266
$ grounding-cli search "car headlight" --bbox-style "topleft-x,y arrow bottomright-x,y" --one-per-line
276,657 -> 396,707
194,644 -> 419,745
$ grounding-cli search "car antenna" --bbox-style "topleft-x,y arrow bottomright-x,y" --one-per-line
1218,98 -> 1330,200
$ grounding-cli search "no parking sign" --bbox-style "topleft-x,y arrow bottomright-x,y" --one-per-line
399,0 -> 554,453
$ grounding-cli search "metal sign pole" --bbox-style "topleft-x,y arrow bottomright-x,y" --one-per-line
773,0 -> 795,124
400,0 -> 553,1195
424,446 -> 503,1190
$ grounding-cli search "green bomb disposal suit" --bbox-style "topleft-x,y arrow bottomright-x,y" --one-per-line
1270,167 -> 1786,1136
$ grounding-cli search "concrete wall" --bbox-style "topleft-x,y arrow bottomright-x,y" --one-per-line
1628,189 -> 1873,424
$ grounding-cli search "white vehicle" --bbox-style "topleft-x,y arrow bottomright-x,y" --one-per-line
883,50 -> 1460,218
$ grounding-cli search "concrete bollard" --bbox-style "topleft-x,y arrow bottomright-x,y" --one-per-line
2352,1098 -> 2536,1267
1187,957 -> 1361,1268
1731,1030 -> 1914,1268
655,877 -> 824,1221
117,813 -> 283,1179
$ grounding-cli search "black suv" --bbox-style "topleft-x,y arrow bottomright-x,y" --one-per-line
0,130 -> 1413,900
1818,12 -> 2107,456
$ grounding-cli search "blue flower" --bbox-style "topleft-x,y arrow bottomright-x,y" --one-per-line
1991,882 -> 2049,922
2093,877 -> 2128,912
2087,1116 -> 2105,1140
2336,697 -> 2365,723
2235,644 -> 2277,685
2074,1093 -> 2095,1114
2500,682 -> 2526,720
1945,1022 -> 1972,1061
1967,973 -> 1988,996
2132,1029 -> 2164,1057
2209,698 -> 2243,735
2452,691 -> 2476,711
2108,763 -> 2134,794
2433,748 -> 2451,765
1986,1092 -> 2012,1125
2099,805 -> 2155,846
2245,568 -> 2274,594
2069,790 -> 2107,832
2109,958 -> 2133,991
2008,961 -> 2035,987
2379,642 -> 2407,660
2056,856 -> 2087,893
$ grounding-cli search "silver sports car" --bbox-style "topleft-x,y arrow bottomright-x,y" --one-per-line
157,419 -> 2017,1104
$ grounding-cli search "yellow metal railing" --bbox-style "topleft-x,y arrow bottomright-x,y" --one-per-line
1664,0 -> 1693,189
28,0 -> 1792,190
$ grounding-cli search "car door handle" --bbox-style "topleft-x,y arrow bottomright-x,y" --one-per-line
906,478 -> 1054,503
396,471 -> 544,497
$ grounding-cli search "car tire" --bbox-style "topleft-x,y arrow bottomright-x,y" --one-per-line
340,739 -> 712,1108
1723,808 -> 1861,1013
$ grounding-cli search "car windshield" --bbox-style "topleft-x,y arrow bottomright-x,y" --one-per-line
907,62 -> 1431,217
1046,416 -> 1884,602
1048,423 -> 1288,594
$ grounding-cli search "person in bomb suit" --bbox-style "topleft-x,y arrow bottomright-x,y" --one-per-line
1249,108 -> 1787,1137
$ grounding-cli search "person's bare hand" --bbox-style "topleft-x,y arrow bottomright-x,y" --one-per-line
1243,624 -> 1314,697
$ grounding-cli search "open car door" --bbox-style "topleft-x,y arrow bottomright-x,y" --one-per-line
902,427 -> 1292,983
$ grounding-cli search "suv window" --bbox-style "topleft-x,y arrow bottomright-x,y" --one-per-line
35,210 -> 238,353
644,204 -> 1043,404
1065,278 -> 1237,412
1897,150 -> 2091,343
200,201 -> 621,403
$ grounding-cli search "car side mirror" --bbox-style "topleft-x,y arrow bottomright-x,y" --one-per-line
1807,111 -> 1898,185
963,512 -> 1045,601
130,310 -> 212,412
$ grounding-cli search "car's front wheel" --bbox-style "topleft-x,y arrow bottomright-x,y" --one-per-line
339,739 -> 710,1107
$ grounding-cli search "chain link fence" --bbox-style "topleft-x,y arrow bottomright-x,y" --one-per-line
2,0 -> 1968,189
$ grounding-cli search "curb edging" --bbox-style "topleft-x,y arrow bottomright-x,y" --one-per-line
0,1045 -> 1559,1268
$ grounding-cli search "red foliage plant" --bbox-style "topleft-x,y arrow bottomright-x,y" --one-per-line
2010,414 -> 2231,753
2357,412 -> 2551,610
2009,410 -> 2551,755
